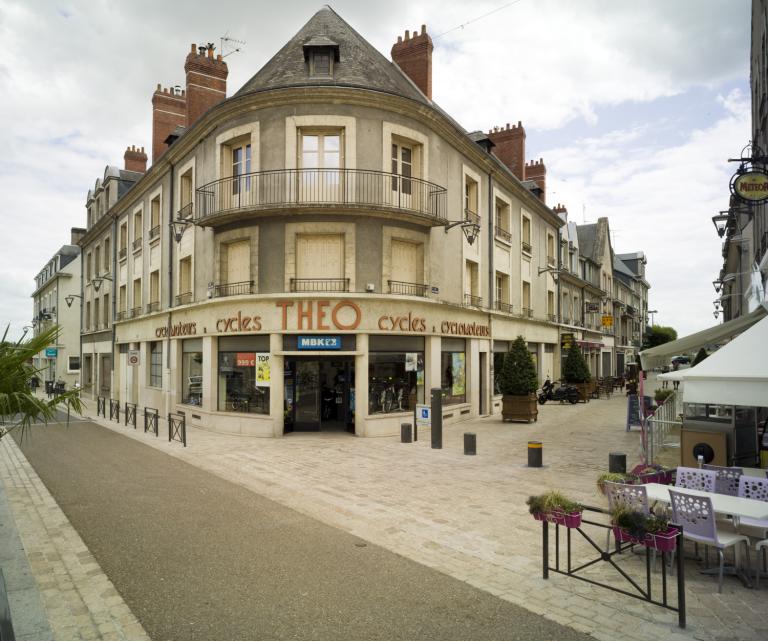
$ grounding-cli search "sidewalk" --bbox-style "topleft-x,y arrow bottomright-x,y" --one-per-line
75,389 -> 767,641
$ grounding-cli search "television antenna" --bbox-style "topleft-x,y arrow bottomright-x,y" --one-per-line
220,32 -> 246,58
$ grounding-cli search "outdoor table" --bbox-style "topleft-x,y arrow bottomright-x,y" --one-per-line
742,467 -> 766,478
643,483 -> 768,587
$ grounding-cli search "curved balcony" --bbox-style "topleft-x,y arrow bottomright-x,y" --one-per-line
194,169 -> 448,227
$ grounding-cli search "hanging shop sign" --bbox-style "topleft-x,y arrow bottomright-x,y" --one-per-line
730,168 -> 768,203
560,332 -> 574,350
45,347 -> 58,358
601,315 -> 614,328
297,335 -> 342,350
127,350 -> 140,366
585,302 -> 600,313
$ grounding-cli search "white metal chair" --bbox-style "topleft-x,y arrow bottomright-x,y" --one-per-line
757,539 -> 768,587
669,490 -> 750,593
702,464 -> 743,496
675,466 -> 716,492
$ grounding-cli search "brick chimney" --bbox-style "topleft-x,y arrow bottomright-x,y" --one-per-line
552,203 -> 568,217
124,145 -> 147,173
488,122 -> 526,180
152,84 -> 186,163
391,25 -> 433,100
525,158 -> 546,203
185,43 -> 228,127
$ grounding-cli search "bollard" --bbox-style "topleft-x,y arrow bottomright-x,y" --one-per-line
464,433 -> 476,455
431,388 -> 442,449
401,423 -> 413,443
528,441 -> 542,467
609,452 -> 627,474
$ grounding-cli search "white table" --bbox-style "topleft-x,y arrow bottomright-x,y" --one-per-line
643,483 -> 768,521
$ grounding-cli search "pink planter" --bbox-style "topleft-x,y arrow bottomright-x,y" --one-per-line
612,526 -> 679,552
531,510 -> 583,528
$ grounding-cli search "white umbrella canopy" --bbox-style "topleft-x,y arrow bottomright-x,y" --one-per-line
658,315 -> 768,406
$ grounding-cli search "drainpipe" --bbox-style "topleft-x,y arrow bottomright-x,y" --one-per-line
487,171 -> 494,310
166,163 -> 175,417
110,216 -> 117,399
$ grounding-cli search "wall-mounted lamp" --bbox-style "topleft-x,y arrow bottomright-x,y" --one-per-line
170,218 -> 193,243
712,280 -> 723,293
537,266 -> 559,284
711,211 -> 730,238
65,294 -> 84,308
443,218 -> 480,245
91,275 -> 113,292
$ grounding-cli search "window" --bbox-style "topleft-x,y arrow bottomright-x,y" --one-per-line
94,246 -> 100,276
547,291 -> 555,320
232,144 -> 251,196
390,239 -> 423,288
86,253 -> 92,281
179,256 -> 192,299
180,169 -> 194,215
300,131 -> 341,169
310,49 -> 333,77
391,142 -> 412,195
495,272 -> 509,310
94,298 -> 100,329
149,271 -> 160,309
68,356 -> 80,372
522,216 -> 532,253
119,223 -> 128,258
85,301 -> 91,329
82,355 -> 92,386
132,278 -> 142,312
495,200 -> 511,242
103,294 -> 110,326
368,336 -> 425,414
522,281 -> 532,316
493,341 -> 509,394
295,234 -> 344,284
464,176 -> 478,219
547,234 -> 555,266
133,210 -> 143,250
181,339 -> 203,405
104,238 -> 110,271
441,338 -> 466,405
149,342 -> 162,388
224,240 -> 250,286
150,196 -> 161,238
217,336 -> 270,414
465,260 -> 479,304
119,285 -> 127,313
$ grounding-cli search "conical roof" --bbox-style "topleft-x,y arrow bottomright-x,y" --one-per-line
235,6 -> 429,104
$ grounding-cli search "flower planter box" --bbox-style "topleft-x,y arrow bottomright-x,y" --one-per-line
533,510 -> 582,528
502,394 -> 538,423
612,526 -> 678,552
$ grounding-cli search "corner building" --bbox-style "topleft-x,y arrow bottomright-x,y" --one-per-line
80,8 -> 566,437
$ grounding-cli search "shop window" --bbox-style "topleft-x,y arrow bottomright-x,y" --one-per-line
492,341 -> 509,395
149,342 -> 162,388
441,338 -> 466,405
368,336 -> 425,414
181,339 -> 203,406
68,356 -> 80,372
217,336 -> 270,414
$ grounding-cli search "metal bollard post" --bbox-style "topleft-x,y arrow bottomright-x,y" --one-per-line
431,388 -> 442,449
464,433 -> 476,455
401,423 -> 412,443
609,452 -> 627,474
528,440 -> 542,467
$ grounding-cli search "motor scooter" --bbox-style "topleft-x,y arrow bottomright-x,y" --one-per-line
538,378 -> 579,405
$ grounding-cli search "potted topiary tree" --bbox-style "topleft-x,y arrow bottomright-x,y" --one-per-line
563,344 -> 592,401
498,335 -> 539,422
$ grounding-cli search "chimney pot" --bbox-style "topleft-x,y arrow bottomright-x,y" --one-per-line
405,30 -> 410,40
190,43 -> 196,53
421,24 -> 426,34
392,25 -> 433,99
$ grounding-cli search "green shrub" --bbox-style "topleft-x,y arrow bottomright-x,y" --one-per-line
563,344 -> 591,384
654,388 -> 674,404
527,490 -> 583,515
498,336 -> 538,395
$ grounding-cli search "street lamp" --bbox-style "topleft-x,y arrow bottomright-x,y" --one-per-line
711,211 -> 730,238
170,218 -> 193,243
537,265 -> 559,284
647,309 -> 658,326
443,218 -> 480,245
91,275 -> 113,292
65,294 -> 83,308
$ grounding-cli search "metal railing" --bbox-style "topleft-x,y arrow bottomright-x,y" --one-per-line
522,307 -> 533,318
118,247 -> 127,260
464,209 -> 480,226
149,225 -> 161,240
128,307 -> 142,319
195,169 -> 448,223
547,313 -> 557,322
562,316 -> 571,324
540,505 -> 685,629
290,278 -> 349,292
464,294 -> 482,307
178,202 -> 194,220
211,281 -> 254,297
388,280 -> 428,297
132,238 -> 142,251
124,402 -> 137,429
168,412 -> 187,447
646,390 -> 683,463
144,407 -> 159,437
495,227 -> 512,243
97,396 -> 106,417
176,292 -> 193,306
109,399 -> 120,422
522,240 -> 532,253
146,301 -> 160,313
495,301 -> 513,314
115,310 -> 127,322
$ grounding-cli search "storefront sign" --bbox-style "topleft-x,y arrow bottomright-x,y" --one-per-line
255,353 -> 270,387
585,302 -> 600,313
155,321 -> 197,338
217,312 -> 262,333
277,300 -> 361,331
378,313 -> 426,332
297,336 -> 342,350
45,347 -> 58,357
440,321 -> 490,337
560,332 -> 574,350
731,168 -> 768,203
601,315 -> 614,328
127,350 -> 140,366
235,352 -> 256,367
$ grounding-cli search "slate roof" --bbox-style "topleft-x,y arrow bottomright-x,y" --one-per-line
576,224 -> 598,261
235,6 -> 429,105
613,255 -> 635,281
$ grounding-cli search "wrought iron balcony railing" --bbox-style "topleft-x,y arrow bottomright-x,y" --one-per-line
128,307 -> 142,319
495,301 -> 513,314
290,278 -> 349,293
178,202 -> 194,219
522,240 -> 532,253
132,238 -> 143,251
176,292 -> 193,306
146,301 -> 160,314
464,209 -> 480,226
118,247 -> 127,260
495,227 -> 512,243
388,280 -> 428,297
521,307 -> 534,318
212,281 -> 254,297
547,313 -> 557,322
195,169 -> 448,224
115,310 -> 127,322
464,294 -> 482,307
149,225 -> 161,240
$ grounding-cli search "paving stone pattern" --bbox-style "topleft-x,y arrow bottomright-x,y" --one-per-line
74,379 -> 768,641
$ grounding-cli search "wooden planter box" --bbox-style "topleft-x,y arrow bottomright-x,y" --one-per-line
501,394 -> 538,423
572,382 -> 592,402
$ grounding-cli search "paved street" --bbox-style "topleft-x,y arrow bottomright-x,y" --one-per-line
2,381 -> 767,641
10,420 -> 590,641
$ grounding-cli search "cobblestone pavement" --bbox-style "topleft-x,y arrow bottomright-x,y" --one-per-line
66,385 -> 768,641
0,432 -> 151,641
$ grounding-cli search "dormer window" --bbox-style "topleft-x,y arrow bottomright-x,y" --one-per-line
303,36 -> 339,79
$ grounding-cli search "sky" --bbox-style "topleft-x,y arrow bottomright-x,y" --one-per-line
0,0 -> 752,340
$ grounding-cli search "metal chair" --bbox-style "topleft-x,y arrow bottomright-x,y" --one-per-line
604,481 -> 651,555
757,539 -> 768,587
675,466 -> 716,492
703,464 -> 743,496
669,490 -> 750,593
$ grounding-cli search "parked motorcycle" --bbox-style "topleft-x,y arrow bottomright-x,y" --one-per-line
538,378 -> 579,405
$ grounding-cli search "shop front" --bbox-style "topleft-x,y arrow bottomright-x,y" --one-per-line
113,296 -> 492,438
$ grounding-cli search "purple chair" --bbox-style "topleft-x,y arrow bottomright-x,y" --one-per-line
669,490 -> 750,593
675,467 -> 716,492
702,464 -> 743,496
